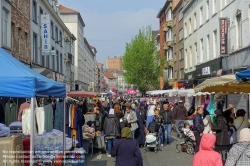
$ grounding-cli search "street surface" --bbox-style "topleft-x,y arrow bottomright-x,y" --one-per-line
86,132 -> 193,166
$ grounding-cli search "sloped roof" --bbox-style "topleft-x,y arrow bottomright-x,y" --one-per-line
103,72 -> 116,79
59,5 -> 78,13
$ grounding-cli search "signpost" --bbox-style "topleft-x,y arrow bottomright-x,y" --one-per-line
220,18 -> 228,55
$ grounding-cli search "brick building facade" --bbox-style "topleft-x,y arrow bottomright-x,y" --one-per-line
106,56 -> 123,72
172,0 -> 187,87
11,0 -> 31,65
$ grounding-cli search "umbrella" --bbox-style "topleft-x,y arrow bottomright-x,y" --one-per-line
67,91 -> 97,97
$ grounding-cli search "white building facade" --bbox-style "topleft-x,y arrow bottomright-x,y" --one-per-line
30,0 -> 75,84
182,0 -> 248,84
83,38 -> 97,91
59,5 -> 86,90
0,0 -> 12,51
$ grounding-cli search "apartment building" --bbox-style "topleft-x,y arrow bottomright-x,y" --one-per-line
182,0 -> 247,86
96,63 -> 104,92
106,56 -> 123,72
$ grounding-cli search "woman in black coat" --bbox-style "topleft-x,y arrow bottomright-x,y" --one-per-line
212,109 -> 230,165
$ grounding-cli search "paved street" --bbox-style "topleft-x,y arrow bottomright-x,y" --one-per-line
85,133 -> 193,166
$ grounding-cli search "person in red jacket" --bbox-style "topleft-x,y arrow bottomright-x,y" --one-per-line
192,134 -> 223,166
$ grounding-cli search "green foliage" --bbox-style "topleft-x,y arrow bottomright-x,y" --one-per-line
123,26 -> 162,94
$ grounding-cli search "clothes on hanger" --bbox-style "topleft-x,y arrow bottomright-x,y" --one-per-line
42,104 -> 54,133
5,101 -> 18,126
54,101 -> 64,132
18,102 -> 30,121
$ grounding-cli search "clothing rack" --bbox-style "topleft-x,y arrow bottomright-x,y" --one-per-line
66,96 -> 79,103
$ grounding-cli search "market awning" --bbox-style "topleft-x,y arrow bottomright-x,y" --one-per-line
193,75 -> 250,93
236,69 -> 250,81
32,68 -> 52,76
67,91 -> 97,97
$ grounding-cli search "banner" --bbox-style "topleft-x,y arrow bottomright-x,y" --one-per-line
41,15 -> 51,51
220,18 -> 228,55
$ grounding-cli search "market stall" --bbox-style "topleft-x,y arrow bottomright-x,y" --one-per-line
67,91 -> 97,98
0,48 -> 68,166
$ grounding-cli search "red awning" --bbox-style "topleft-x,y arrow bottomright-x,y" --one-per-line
67,91 -> 97,97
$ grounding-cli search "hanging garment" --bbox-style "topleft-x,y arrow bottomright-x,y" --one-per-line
0,104 -> 4,123
207,94 -> 217,116
5,102 -> 18,126
54,102 -> 64,132
35,106 -> 45,135
22,108 -> 38,135
18,102 -> 30,121
66,104 -> 72,138
76,108 -> 83,147
43,104 -> 54,133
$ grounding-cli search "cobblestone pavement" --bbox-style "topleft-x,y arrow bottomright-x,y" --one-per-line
85,132 -> 193,166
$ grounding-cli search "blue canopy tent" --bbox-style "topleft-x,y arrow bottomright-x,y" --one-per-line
236,69 -> 250,81
0,48 -> 66,165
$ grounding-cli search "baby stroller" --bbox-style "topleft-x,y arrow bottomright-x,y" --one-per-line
144,122 -> 161,153
176,126 -> 196,155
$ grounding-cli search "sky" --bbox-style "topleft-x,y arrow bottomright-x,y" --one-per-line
60,0 -> 166,65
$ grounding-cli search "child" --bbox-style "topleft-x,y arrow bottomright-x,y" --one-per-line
182,123 -> 195,141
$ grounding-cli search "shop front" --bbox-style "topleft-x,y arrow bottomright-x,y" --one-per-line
194,57 -> 222,86
183,71 -> 195,89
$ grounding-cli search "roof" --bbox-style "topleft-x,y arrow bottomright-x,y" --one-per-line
152,30 -> 159,39
105,69 -> 123,75
103,72 -> 116,79
59,5 -> 85,27
59,5 -> 78,13
181,0 -> 195,14
157,0 -> 172,18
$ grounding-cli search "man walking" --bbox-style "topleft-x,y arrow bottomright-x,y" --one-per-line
174,100 -> 188,138
161,104 -> 174,144
193,107 -> 204,153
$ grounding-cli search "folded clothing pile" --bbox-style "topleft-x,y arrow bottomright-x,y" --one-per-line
0,123 -> 10,137
82,125 -> 95,139
9,121 -> 23,134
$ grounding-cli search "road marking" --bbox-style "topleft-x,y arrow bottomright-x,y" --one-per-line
97,154 -> 102,159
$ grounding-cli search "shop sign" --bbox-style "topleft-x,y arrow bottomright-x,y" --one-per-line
42,50 -> 56,56
41,15 -> 51,51
202,67 -> 210,75
220,18 -> 228,55
188,75 -> 192,80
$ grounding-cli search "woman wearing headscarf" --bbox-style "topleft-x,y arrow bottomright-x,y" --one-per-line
225,128 -> 250,166
111,127 -> 143,166
203,109 -> 211,134
135,105 -> 145,147
212,109 -> 230,165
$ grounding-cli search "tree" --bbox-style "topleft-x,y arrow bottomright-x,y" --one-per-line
123,26 -> 163,95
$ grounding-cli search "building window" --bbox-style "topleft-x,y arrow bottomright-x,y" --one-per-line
173,16 -> 176,25
11,22 -> 14,49
46,56 -> 50,68
166,28 -> 172,41
180,68 -> 184,79
184,22 -> 187,38
173,35 -> 176,43
213,30 -> 217,58
51,21 -> 54,39
236,13 -> 242,48
213,0 -> 216,15
60,53 -> 63,73
179,28 -> 183,40
179,48 -> 184,60
200,38 -> 204,63
55,26 -> 58,41
39,7 -> 43,26
166,8 -> 172,20
207,35 -> 210,60
56,51 -> 59,72
167,48 -> 173,61
189,46 -> 192,67
168,67 -> 173,79
189,18 -> 192,34
32,0 -> 37,22
59,30 -> 62,46
2,9 -> 8,46
194,43 -> 197,65
206,0 -> 209,20
179,9 -> 183,21
185,49 -> 188,68
194,13 -> 197,30
18,28 -> 21,55
33,33 -> 38,63
200,6 -> 203,25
